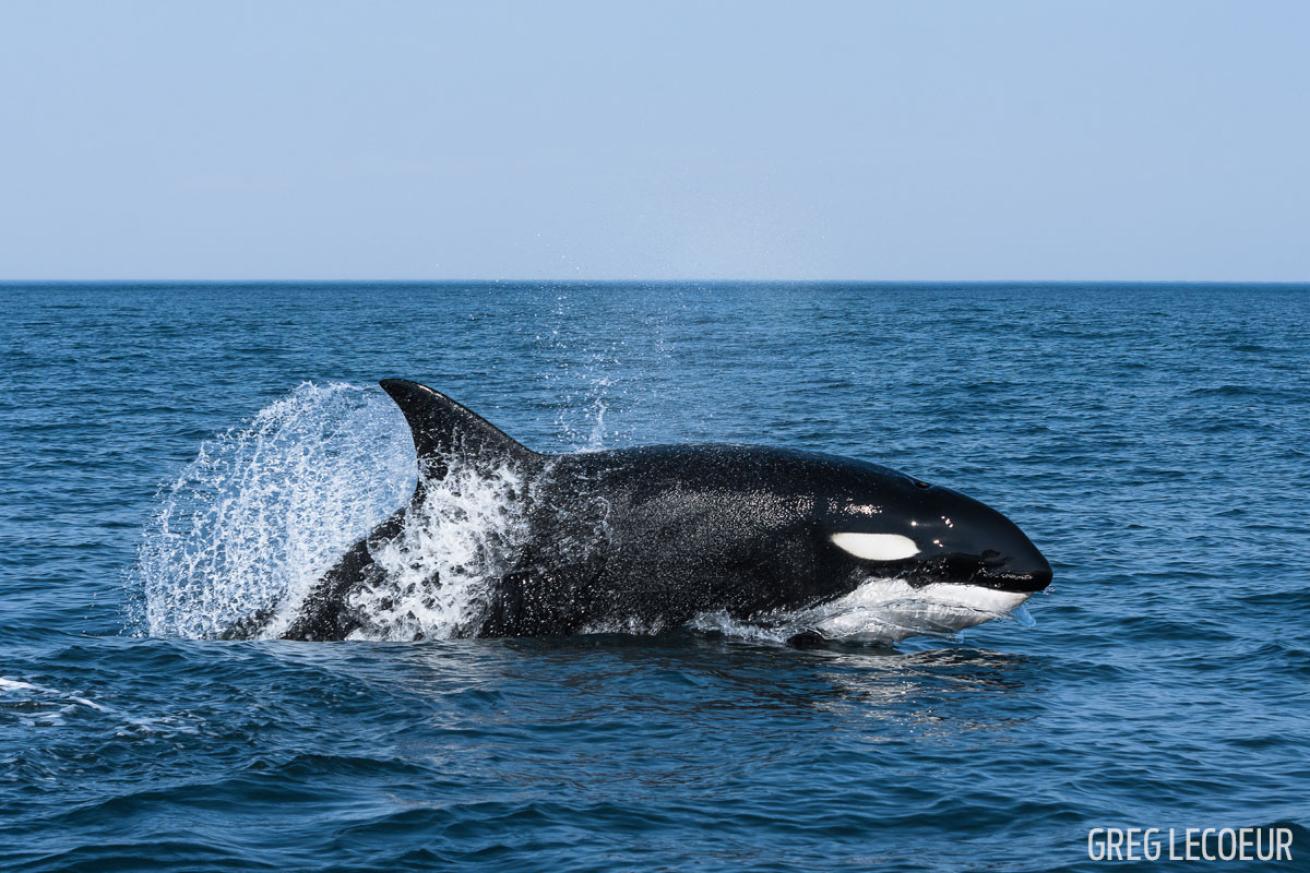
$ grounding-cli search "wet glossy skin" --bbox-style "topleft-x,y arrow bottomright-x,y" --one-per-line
481,445 -> 1052,636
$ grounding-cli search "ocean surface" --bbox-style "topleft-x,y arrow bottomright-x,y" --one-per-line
2,282 -> 1308,871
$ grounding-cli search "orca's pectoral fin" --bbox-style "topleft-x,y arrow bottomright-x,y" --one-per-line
380,379 -> 541,481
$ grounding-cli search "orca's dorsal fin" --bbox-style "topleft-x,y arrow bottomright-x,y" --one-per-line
380,379 -> 539,481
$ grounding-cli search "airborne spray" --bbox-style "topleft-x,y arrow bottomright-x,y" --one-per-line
131,383 -> 534,641
131,384 -> 414,638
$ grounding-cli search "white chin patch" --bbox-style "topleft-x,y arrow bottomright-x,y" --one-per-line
831,532 -> 919,561
687,579 -> 1034,646
807,579 -> 1032,643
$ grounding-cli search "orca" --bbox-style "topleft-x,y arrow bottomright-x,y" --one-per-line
255,379 -> 1052,644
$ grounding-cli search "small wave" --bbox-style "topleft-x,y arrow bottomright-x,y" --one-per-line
1186,383 -> 1305,402
0,676 -> 118,729
1,676 -> 107,713
1,675 -> 198,737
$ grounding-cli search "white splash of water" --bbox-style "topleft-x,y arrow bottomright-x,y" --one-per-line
1,676 -> 199,734
689,578 -> 1035,645
579,615 -> 669,635
0,676 -> 105,711
1,676 -> 105,728
132,383 -> 414,639
548,361 -> 621,451
583,376 -> 612,450
342,461 -> 530,641
538,292 -> 629,451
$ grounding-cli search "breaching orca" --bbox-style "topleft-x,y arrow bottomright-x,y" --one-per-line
253,379 -> 1052,645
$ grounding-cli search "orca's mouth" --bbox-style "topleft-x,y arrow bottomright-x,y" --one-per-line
968,566 -> 1053,593
899,553 -> 1053,595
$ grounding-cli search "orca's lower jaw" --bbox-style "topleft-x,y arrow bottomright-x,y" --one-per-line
900,554 -> 1053,595
788,576 -> 1036,645
792,547 -> 1053,642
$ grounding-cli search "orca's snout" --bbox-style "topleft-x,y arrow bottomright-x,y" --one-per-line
989,545 -> 1053,593
931,488 -> 1053,594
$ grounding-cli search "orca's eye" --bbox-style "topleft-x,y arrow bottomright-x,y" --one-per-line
831,532 -> 920,561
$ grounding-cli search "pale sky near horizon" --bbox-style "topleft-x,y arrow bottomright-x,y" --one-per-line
1,1 -> 1308,281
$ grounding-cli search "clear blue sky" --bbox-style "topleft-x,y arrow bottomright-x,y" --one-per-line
2,1 -> 1307,281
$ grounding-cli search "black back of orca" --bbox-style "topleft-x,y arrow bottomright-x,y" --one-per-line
481,445 -> 858,635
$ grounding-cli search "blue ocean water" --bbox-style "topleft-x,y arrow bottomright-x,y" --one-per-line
2,282 -> 1308,871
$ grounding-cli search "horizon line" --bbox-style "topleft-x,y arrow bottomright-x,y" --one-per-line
2,278 -> 1309,287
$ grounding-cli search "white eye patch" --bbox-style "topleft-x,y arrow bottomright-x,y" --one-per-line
830,532 -> 919,561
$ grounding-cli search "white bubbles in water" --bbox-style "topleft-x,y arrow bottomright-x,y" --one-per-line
343,461 -> 529,641
133,383 -> 414,639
